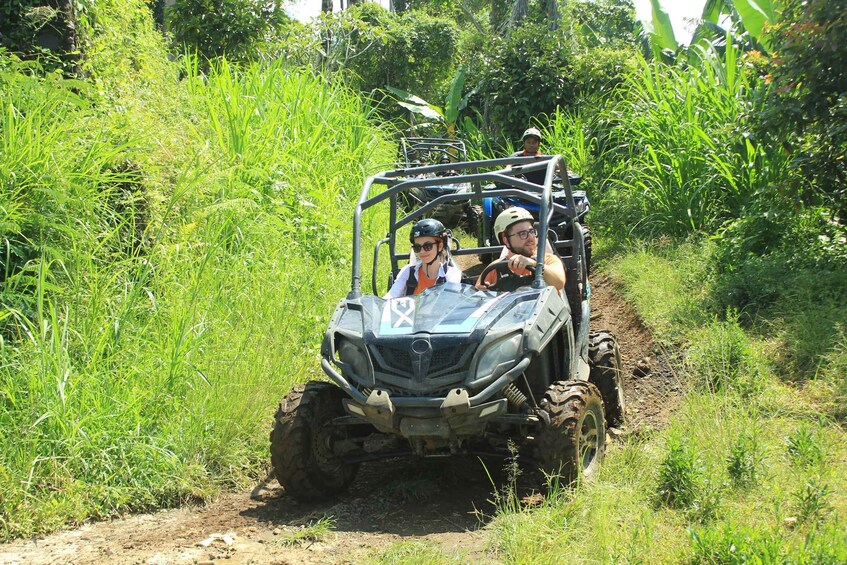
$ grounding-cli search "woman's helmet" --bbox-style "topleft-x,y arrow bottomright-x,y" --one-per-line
410,218 -> 448,243
494,207 -> 534,245
522,127 -> 542,142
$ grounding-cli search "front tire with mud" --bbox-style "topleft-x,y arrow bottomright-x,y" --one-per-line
270,381 -> 359,501
534,381 -> 605,481
588,331 -> 625,429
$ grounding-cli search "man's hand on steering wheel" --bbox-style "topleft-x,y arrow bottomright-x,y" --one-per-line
477,260 -> 536,292
506,254 -> 537,274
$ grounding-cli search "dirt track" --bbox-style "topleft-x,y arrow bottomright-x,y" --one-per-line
0,275 -> 682,565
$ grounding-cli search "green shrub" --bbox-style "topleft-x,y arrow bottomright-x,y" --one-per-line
657,436 -> 701,510
689,524 -> 785,564
167,0 -> 289,63
570,47 -> 636,105
476,23 -> 577,137
758,0 -> 847,218
319,4 -> 459,107
785,424 -> 826,467
726,432 -> 765,489
792,479 -> 832,526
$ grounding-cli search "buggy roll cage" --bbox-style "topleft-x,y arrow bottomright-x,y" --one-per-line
398,137 -> 468,166
348,155 -> 586,299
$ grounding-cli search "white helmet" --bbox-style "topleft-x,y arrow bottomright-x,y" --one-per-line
494,207 -> 534,244
522,127 -> 542,142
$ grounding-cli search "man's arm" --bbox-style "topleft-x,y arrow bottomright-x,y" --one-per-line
542,253 -> 566,291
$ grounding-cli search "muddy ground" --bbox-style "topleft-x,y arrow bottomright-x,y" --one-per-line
0,274 -> 683,565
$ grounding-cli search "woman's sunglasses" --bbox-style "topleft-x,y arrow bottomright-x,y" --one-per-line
412,241 -> 438,253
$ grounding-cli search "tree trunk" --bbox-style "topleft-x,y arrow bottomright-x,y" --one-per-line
490,0 -> 509,31
545,0 -> 559,31
509,0 -> 529,27
322,0 -> 333,13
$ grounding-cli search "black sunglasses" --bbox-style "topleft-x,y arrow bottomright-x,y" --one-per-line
507,228 -> 538,241
412,241 -> 438,253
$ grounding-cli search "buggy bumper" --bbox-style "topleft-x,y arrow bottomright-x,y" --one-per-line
322,357 -> 531,436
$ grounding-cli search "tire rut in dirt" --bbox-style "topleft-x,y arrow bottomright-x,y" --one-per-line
270,381 -> 359,501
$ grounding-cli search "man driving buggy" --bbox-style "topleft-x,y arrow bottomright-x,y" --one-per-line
476,207 -> 566,292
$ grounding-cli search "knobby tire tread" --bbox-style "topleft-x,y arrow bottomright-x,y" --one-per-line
535,381 -> 604,482
588,331 -> 625,428
270,381 -> 357,501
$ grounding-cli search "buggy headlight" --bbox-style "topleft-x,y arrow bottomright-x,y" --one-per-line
476,334 -> 523,380
336,337 -> 373,383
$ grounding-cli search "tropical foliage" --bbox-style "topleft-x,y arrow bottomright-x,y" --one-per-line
1,1 -> 846,559
168,0 -> 290,62
0,0 -> 392,535
758,0 -> 847,217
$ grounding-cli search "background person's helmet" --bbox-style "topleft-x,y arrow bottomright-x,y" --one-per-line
494,207 -> 534,244
522,127 -> 542,142
410,218 -> 447,243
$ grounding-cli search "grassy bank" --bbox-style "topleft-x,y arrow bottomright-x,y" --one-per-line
0,12 -> 393,537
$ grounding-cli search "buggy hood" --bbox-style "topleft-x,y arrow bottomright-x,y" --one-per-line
330,283 -> 542,340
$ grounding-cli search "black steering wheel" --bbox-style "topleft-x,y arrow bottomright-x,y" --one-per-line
478,260 -> 536,292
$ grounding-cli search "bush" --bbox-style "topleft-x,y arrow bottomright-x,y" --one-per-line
656,436 -> 701,509
167,0 -> 290,63
321,4 -> 459,106
726,432 -> 765,489
475,23 -> 577,137
758,0 -> 847,218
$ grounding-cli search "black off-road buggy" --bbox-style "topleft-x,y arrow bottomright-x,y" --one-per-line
395,137 -> 481,235
270,155 -> 624,501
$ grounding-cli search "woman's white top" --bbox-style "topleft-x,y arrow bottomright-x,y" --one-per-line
384,261 -> 462,299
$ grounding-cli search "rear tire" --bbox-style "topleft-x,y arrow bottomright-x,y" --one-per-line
270,381 -> 359,501
582,224 -> 592,274
588,331 -> 625,429
534,381 -> 605,481
468,204 -> 484,238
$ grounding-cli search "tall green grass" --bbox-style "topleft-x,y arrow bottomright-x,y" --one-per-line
557,42 -> 790,239
0,33 -> 392,539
